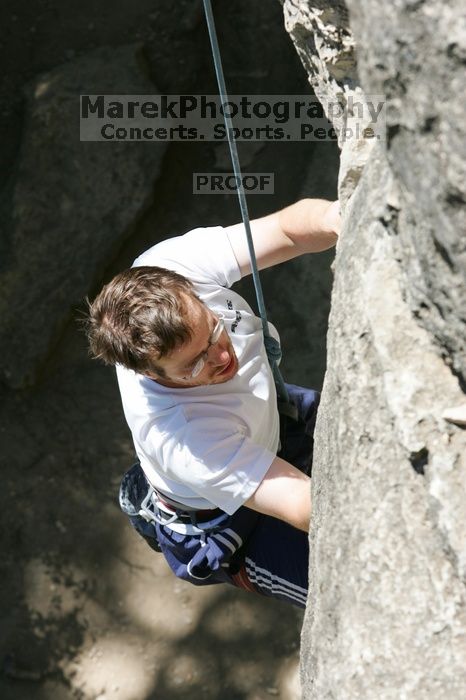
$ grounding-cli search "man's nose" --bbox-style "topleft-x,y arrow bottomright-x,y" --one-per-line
207,341 -> 230,366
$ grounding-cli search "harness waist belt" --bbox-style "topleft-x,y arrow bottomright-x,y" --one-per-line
138,484 -> 227,534
157,495 -> 222,523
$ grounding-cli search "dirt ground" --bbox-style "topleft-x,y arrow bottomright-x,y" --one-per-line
0,2 -> 339,698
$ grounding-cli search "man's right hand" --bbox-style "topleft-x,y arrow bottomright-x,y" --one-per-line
321,199 -> 341,237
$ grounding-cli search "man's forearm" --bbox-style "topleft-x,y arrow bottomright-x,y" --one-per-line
278,198 -> 340,254
226,197 -> 340,275
244,456 -> 312,532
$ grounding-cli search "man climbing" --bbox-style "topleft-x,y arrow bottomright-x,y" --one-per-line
86,198 -> 340,608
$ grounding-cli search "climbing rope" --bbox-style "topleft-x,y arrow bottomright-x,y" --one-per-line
202,0 -> 290,405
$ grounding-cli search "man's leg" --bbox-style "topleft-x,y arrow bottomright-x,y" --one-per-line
242,514 -> 309,608
279,384 -> 320,475
120,464 -> 309,606
237,383 -> 319,608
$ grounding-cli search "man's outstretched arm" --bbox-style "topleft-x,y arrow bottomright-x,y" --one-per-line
244,456 -> 311,532
227,198 -> 341,277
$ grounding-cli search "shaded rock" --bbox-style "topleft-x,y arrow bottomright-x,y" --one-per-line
143,0 -> 206,93
144,0 -> 312,95
0,45 -> 167,388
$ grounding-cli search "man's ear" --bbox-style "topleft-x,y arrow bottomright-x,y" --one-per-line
144,363 -> 167,381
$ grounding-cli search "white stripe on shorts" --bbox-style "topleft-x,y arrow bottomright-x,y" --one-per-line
224,528 -> 243,548
245,557 -> 307,606
212,532 -> 237,554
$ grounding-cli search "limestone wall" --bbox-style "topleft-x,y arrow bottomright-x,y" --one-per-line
282,1 -> 466,697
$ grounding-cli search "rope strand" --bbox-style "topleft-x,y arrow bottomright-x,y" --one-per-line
202,0 -> 289,403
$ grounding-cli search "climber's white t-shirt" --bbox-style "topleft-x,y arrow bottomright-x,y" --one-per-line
116,225 -> 280,515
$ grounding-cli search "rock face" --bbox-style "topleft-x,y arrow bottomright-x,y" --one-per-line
0,45 -> 167,388
282,1 -> 466,698
281,0 -> 378,206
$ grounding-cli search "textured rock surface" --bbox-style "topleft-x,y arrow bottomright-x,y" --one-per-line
281,0 -> 378,205
0,45 -> 166,388
282,1 -> 466,698
347,0 -> 466,388
303,146 -> 466,699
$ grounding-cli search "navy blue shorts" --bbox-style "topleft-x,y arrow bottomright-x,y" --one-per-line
119,384 -> 319,608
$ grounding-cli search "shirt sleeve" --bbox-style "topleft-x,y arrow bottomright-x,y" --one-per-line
132,226 -> 242,288
143,412 -> 276,515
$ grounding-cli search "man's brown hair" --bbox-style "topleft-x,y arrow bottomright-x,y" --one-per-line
85,266 -> 198,375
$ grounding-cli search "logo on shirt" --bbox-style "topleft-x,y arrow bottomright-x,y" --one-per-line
231,311 -> 242,334
226,300 -> 242,334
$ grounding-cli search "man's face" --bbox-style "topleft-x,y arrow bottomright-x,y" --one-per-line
149,295 -> 239,388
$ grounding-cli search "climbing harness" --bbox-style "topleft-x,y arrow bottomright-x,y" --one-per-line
203,0 -> 296,417
138,485 -> 229,536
